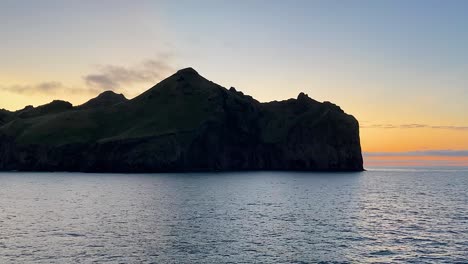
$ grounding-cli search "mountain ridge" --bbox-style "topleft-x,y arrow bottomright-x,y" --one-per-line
0,68 -> 363,172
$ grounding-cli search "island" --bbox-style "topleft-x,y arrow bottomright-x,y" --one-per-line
0,68 -> 363,172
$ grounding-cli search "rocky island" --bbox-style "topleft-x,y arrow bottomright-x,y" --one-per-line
0,68 -> 363,172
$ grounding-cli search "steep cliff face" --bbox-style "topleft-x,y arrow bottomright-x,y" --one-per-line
0,68 -> 363,172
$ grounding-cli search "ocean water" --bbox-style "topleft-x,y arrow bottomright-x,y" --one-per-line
0,168 -> 467,263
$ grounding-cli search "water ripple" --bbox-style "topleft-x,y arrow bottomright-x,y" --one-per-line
0,169 -> 466,263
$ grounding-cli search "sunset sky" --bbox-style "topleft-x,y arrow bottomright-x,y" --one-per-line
1,0 -> 467,167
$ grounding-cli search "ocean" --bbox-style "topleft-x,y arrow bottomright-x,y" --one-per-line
0,168 -> 467,263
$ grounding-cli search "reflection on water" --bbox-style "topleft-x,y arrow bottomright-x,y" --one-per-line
0,169 -> 466,263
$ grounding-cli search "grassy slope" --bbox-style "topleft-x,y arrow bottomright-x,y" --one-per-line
0,68 -> 224,146
0,68 -> 359,149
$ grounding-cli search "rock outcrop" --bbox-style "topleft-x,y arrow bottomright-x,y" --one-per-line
0,68 -> 363,172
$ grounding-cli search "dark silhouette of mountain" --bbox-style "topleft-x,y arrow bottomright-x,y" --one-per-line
78,90 -> 127,109
0,68 -> 363,172
16,100 -> 73,118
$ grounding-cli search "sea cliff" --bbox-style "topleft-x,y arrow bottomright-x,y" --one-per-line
0,68 -> 363,172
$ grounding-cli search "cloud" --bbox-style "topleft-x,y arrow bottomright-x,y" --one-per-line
1,81 -> 62,94
364,150 -> 468,167
365,159 -> 468,167
1,56 -> 175,96
360,123 -> 397,129
429,125 -> 468,130
364,150 -> 468,157
0,82 -> 98,95
83,58 -> 174,90
360,123 -> 468,131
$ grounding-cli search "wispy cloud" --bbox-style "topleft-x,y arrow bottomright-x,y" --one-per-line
0,82 -> 98,95
360,123 -> 468,131
360,123 -> 398,129
364,150 -> 468,157
83,57 -> 174,90
1,56 -> 176,96
365,159 -> 468,167
364,150 -> 468,167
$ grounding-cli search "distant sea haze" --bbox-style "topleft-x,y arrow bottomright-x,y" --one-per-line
364,150 -> 468,167
0,168 -> 467,263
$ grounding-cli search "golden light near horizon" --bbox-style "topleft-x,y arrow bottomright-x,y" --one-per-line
360,127 -> 468,152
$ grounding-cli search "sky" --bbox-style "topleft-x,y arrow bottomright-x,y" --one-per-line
0,0 -> 467,167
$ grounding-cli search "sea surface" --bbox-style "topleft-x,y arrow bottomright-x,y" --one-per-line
0,168 -> 467,263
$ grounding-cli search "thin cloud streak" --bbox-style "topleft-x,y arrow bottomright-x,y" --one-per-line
364,150 -> 468,157
0,82 -> 99,95
365,159 -> 468,167
360,123 -> 468,131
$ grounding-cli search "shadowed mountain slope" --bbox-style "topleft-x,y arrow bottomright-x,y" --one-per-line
78,90 -> 127,109
0,68 -> 363,172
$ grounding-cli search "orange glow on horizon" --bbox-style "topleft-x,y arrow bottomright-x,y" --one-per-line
360,125 -> 468,167
365,155 -> 468,167
360,127 -> 468,152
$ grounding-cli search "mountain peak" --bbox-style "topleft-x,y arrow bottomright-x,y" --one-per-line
16,100 -> 72,118
98,90 -> 120,96
96,90 -> 127,101
297,92 -> 319,105
79,90 -> 127,109
297,92 -> 309,100
176,67 -> 199,76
